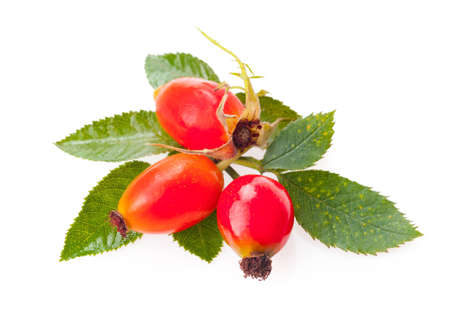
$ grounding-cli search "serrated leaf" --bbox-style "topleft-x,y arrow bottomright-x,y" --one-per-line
60,161 -> 149,261
172,212 -> 223,263
56,110 -> 178,162
145,53 -> 220,88
279,170 -> 422,254
262,112 -> 335,171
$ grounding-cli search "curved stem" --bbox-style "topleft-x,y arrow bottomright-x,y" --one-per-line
232,157 -> 263,173
225,166 -> 240,180
216,156 -> 238,171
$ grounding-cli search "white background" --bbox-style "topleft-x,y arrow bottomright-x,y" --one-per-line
1,1 -> 449,315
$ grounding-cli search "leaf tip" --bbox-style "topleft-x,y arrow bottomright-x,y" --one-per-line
54,139 -> 65,150
412,227 -> 423,238
59,248 -> 70,262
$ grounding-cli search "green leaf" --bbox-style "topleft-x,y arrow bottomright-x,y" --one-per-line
60,161 -> 149,261
262,112 -> 335,171
279,170 -> 422,254
172,212 -> 223,263
259,96 -> 299,127
145,53 -> 220,88
56,110 -> 178,162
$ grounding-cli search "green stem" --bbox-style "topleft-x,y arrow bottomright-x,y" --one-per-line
225,166 -> 240,180
233,157 -> 263,173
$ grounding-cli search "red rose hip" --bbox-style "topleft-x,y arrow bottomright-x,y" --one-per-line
217,175 -> 294,280
110,153 -> 223,235
154,77 -> 244,155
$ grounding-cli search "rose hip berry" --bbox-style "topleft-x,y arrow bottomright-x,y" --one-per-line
155,77 -> 244,158
217,175 -> 294,280
110,153 -> 223,235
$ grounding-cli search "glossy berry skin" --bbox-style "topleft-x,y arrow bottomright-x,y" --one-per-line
154,77 -> 244,150
217,175 -> 294,258
117,153 -> 223,234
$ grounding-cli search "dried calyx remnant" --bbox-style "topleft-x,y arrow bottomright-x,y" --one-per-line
240,254 -> 272,280
232,119 -> 262,150
110,211 -> 128,238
